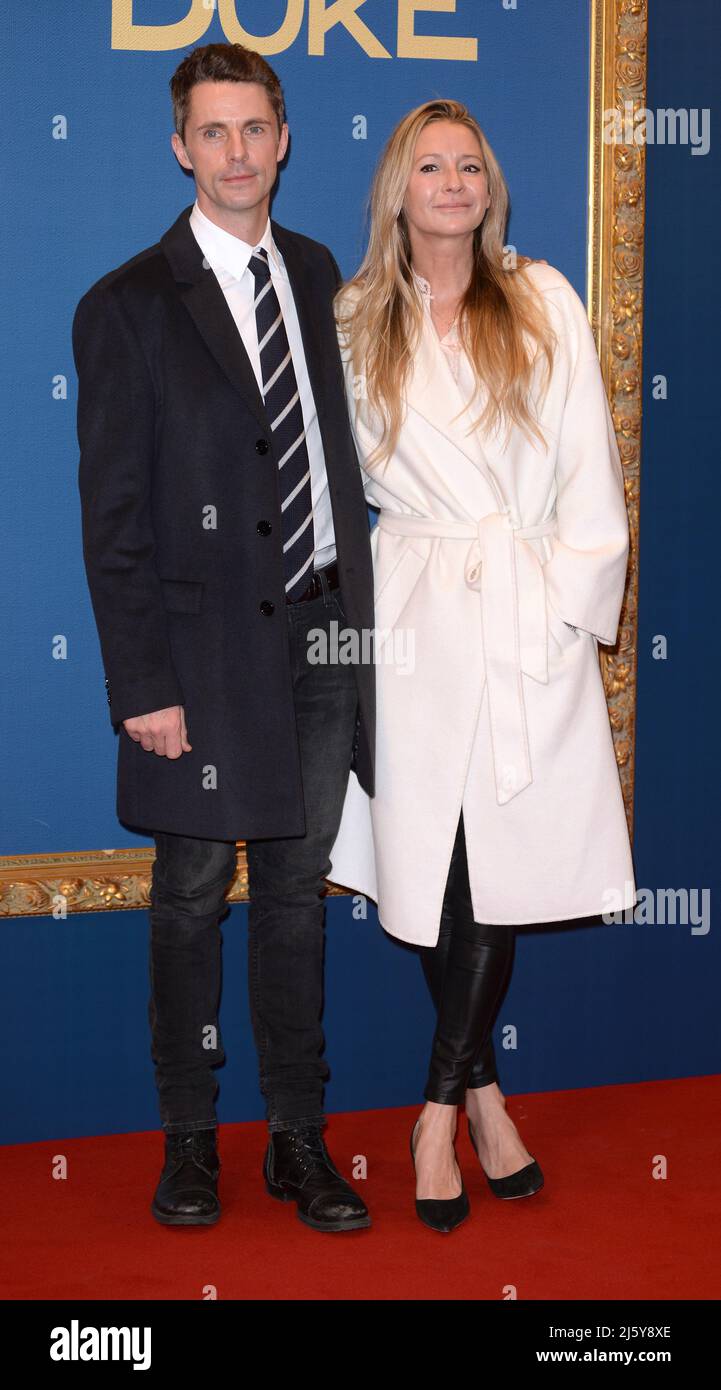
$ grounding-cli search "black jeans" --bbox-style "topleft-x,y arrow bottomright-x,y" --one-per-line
147,573 -> 359,1135
419,809 -> 516,1105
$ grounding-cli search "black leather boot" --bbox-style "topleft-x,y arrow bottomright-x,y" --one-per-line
151,1127 -> 221,1226
263,1123 -> 371,1232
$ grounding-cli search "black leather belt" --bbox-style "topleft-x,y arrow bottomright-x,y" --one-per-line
286,559 -> 340,604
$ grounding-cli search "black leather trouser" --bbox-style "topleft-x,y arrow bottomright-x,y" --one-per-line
418,809 -> 516,1105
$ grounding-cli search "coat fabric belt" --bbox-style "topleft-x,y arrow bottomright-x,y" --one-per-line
376,507 -> 559,807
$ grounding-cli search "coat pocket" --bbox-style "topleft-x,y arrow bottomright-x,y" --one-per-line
159,578 -> 205,614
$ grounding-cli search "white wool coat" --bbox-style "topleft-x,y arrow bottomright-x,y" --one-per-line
327,262 -> 637,944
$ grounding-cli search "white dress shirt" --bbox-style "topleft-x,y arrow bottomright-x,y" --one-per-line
189,200 -> 337,570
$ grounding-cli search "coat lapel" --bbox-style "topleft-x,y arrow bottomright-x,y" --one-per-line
405,309 -> 505,502
159,205 -> 331,441
160,204 -> 268,432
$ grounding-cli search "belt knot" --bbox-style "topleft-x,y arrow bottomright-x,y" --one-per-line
376,507 -> 557,805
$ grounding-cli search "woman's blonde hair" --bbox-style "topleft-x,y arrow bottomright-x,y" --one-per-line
334,99 -> 557,468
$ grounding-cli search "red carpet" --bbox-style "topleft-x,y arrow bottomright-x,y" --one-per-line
2,1076 -> 719,1301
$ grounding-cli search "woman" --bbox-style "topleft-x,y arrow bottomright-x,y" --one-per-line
327,100 -> 636,1232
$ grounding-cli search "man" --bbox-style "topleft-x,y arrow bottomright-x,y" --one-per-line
72,42 -> 375,1233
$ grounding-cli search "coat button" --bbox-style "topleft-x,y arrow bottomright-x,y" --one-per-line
255,439 -> 269,455
259,599 -> 275,616
256,519 -> 272,535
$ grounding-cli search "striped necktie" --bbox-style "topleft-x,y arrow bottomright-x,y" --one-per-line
248,247 -> 315,601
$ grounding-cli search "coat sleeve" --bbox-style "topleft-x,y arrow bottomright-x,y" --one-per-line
72,283 -> 185,727
541,284 -> 630,645
333,285 -> 384,506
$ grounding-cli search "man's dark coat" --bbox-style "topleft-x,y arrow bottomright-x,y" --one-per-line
73,203 -> 375,840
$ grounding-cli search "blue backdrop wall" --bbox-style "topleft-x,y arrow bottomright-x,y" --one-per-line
2,1 -> 718,1143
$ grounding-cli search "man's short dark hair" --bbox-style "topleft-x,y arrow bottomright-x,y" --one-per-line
170,42 -> 286,142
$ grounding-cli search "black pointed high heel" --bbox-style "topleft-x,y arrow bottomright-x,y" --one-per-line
410,1117 -> 470,1233
467,1117 -> 544,1199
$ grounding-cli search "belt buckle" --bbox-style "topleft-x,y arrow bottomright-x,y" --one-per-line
288,562 -> 335,605
288,573 -> 316,605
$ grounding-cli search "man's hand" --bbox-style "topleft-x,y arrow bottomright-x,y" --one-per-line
123,706 -> 192,758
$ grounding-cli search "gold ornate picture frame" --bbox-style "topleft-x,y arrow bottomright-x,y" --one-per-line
588,0 -> 643,836
0,0 -> 644,918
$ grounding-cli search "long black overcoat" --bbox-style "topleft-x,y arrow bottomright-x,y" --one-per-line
72,203 -> 375,839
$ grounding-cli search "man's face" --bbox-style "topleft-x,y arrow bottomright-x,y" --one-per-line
171,80 -> 288,229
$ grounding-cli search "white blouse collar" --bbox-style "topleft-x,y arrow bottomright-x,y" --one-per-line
411,268 -> 462,351
411,269 -> 433,298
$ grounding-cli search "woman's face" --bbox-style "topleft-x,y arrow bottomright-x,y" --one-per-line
402,120 -> 490,244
